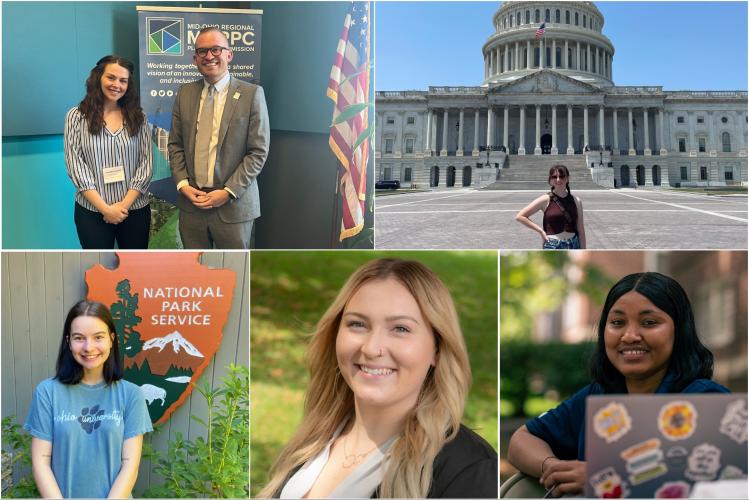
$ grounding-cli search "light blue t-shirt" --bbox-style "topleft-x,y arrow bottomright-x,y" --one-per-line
24,377 -> 153,498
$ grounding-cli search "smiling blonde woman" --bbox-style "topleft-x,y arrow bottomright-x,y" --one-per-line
257,258 -> 497,498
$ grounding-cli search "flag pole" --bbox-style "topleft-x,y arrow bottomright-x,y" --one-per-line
331,167 -> 340,247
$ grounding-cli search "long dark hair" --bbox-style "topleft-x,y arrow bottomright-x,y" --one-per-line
548,165 -> 571,196
78,55 -> 144,136
56,300 -> 123,385
590,272 -> 714,393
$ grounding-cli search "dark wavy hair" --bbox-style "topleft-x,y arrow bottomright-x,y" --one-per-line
78,55 -> 144,136
56,300 -> 123,385
590,272 -> 714,393
548,165 -> 571,195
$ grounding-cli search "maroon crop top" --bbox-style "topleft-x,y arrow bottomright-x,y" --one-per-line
543,193 -> 578,234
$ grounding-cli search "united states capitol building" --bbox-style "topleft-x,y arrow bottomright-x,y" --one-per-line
375,1 -> 748,189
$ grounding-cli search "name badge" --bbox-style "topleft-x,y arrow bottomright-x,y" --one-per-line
102,165 -> 126,184
233,92 -> 241,100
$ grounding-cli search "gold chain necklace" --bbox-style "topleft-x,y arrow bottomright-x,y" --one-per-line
341,432 -> 379,469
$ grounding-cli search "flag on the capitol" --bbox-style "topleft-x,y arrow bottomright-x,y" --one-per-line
536,22 -> 546,39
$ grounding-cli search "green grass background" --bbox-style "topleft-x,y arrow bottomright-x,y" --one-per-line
250,251 -> 498,496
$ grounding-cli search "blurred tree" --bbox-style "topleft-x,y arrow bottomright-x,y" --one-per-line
500,252 -> 570,341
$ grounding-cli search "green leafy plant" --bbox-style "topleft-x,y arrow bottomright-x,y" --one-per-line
1,416 -> 39,498
144,364 -> 249,498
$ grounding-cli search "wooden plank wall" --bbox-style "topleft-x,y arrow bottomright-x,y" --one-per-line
0,252 -> 249,494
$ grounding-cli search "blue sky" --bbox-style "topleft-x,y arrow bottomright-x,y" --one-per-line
375,1 -> 748,90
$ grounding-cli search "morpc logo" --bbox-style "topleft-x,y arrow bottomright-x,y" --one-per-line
86,252 -> 236,424
147,17 -> 184,56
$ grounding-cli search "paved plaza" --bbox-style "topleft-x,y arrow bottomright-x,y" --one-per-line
375,189 -> 748,249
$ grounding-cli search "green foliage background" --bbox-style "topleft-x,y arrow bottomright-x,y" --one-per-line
250,251 -> 498,496
499,251 -> 613,418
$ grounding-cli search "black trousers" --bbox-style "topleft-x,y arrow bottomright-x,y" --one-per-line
74,203 -> 151,249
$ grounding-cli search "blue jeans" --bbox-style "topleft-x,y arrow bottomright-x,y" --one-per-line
543,234 -> 580,250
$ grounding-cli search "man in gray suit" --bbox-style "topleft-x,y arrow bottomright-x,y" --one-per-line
168,27 -> 270,249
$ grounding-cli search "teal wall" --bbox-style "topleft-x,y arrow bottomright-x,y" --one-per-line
258,1 -> 349,134
2,136 -> 79,248
3,1 -> 364,249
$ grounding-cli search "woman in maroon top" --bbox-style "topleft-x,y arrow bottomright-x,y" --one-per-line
515,165 -> 586,249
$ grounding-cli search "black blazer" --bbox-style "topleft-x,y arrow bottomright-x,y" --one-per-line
274,425 -> 498,498
423,424 -> 498,498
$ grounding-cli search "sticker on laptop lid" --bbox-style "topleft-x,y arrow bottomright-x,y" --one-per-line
593,402 -> 632,443
719,399 -> 747,444
665,446 -> 688,468
589,466 -> 629,498
685,443 -> 721,481
658,401 -> 697,441
654,481 -> 691,499
719,464 -> 747,480
620,438 -> 668,485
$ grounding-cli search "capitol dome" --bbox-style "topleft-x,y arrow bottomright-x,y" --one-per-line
483,1 -> 615,87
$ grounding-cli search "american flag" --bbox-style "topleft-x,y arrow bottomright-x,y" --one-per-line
327,1 -> 371,241
535,22 -> 546,40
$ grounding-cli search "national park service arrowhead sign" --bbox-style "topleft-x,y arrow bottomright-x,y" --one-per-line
86,252 -> 236,425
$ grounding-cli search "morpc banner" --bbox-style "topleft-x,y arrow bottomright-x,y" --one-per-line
136,6 -> 262,244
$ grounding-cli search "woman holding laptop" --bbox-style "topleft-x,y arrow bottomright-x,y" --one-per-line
507,272 -> 728,497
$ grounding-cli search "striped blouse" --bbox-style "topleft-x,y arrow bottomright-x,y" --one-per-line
64,107 -> 153,212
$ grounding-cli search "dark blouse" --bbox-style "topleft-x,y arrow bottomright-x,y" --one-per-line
543,193 -> 578,234
525,372 -> 729,461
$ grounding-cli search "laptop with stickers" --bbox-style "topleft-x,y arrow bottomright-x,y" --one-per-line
584,393 -> 747,498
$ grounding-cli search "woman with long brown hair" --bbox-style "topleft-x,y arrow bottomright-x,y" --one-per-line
258,258 -> 497,498
64,55 -> 152,249
515,165 -> 586,249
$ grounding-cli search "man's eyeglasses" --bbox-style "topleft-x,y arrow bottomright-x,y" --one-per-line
195,46 -> 230,58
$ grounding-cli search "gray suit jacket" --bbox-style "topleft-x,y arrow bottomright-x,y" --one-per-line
168,76 -> 270,223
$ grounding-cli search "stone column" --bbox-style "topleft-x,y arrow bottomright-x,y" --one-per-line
484,54 -> 488,79
503,106 -> 509,150
472,109 -> 480,156
609,53 -> 613,79
586,43 -> 591,72
534,105 -> 542,155
628,108 -> 635,155
595,46 -> 599,74
424,110 -> 432,152
487,107 -> 494,148
551,105 -> 558,154
583,106 -> 589,150
375,112 -> 383,150
518,106 -> 526,155
707,110 -> 716,155
643,108 -> 651,155
687,111 -> 695,153
539,39 -> 544,69
658,108 -> 667,155
564,40 -> 569,69
430,109 -> 437,153
612,108 -> 619,153
576,41 -> 581,70
457,108 -> 465,156
496,48 -> 500,74
504,45 -> 510,72
737,110 -> 747,152
515,42 -> 519,71
552,39 -> 557,69
394,111 -> 404,153
599,105 -> 605,148
526,40 -> 532,69
567,105 -> 574,155
440,109 -> 448,156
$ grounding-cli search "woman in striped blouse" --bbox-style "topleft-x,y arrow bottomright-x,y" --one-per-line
64,55 -> 152,249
